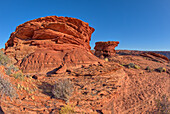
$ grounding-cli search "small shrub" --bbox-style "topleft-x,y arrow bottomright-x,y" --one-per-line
24,74 -> 32,78
134,65 -> 140,69
59,104 -> 74,114
145,66 -> 150,70
52,78 -> 73,101
104,58 -> 109,62
154,95 -> 170,114
9,65 -> 19,72
125,63 -> 140,69
0,73 -> 17,99
119,64 -> 124,67
5,67 -> 12,75
13,72 -> 25,81
156,67 -> 166,73
145,66 -> 151,72
0,51 -> 10,66
5,65 -> 19,75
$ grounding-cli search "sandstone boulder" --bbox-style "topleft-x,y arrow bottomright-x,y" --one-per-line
5,16 -> 103,74
94,41 -> 119,59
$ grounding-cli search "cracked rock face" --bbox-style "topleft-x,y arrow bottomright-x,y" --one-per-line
5,16 -> 103,74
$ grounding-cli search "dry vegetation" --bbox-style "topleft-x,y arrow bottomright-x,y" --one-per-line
52,78 -> 74,102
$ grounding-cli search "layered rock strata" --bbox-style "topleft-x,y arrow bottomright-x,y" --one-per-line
94,41 -> 119,59
5,16 -> 103,74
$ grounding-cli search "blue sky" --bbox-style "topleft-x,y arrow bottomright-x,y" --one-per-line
0,0 -> 170,51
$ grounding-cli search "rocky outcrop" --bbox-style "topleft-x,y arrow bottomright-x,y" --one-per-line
116,50 -> 169,63
140,52 -> 169,63
94,41 -> 119,59
154,51 -> 170,60
0,48 -> 4,52
5,16 -> 103,74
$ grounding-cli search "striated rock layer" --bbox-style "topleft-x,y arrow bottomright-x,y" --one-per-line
5,16 -> 103,74
116,50 -> 169,63
94,41 -> 119,59
140,52 -> 169,63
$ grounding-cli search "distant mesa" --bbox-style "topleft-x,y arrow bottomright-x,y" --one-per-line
94,41 -> 119,59
5,16 -> 103,74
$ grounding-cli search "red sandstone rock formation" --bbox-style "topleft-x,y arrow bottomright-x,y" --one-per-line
0,48 -> 4,52
94,41 -> 119,59
5,16 -> 103,74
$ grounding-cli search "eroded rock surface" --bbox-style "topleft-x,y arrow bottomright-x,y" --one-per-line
1,53 -> 169,114
5,16 -> 103,74
94,41 -> 119,59
103,54 -> 170,114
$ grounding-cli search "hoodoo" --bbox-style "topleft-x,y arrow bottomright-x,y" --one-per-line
94,41 -> 119,59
